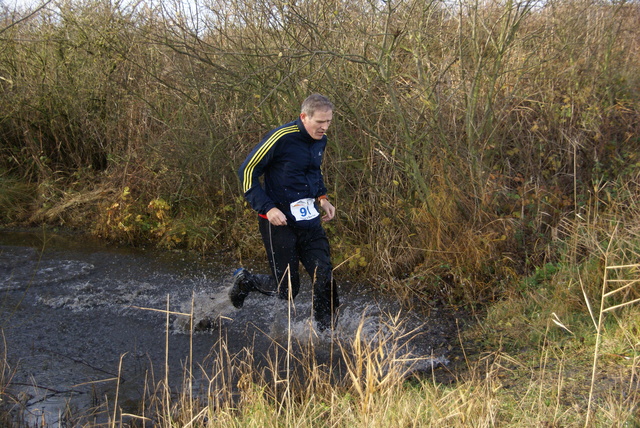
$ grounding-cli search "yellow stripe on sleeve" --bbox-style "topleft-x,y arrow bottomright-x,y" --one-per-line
242,125 -> 298,193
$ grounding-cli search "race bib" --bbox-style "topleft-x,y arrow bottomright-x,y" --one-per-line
290,198 -> 319,222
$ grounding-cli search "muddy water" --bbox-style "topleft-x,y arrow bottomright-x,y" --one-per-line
0,228 -> 456,426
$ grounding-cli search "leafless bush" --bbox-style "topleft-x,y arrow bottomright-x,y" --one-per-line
0,0 -> 638,302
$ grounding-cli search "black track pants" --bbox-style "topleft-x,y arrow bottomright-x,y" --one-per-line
252,216 -> 339,328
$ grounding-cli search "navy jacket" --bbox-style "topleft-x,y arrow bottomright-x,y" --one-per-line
238,117 -> 328,228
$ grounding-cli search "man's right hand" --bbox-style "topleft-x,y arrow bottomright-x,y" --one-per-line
266,207 -> 288,226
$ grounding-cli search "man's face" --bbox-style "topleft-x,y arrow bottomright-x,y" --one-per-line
301,109 -> 333,140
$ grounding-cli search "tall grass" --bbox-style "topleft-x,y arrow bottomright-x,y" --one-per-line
0,174 -> 35,223
2,281 -> 636,427
1,0 -> 639,303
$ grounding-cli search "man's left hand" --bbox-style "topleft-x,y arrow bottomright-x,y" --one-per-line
319,198 -> 335,222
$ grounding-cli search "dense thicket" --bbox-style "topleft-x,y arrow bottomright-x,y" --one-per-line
1,0 -> 639,303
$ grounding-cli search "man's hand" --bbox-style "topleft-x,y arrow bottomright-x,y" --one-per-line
266,207 -> 288,226
319,198 -> 335,222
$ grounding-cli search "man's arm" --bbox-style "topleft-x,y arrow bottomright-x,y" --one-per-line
266,207 -> 288,226
238,123 -> 299,216
319,198 -> 335,222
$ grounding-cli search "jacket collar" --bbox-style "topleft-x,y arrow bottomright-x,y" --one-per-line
295,117 -> 326,143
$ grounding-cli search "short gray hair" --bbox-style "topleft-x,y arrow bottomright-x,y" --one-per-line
301,94 -> 334,117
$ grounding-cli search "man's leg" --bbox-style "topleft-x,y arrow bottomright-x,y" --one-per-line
259,217 -> 301,301
229,217 -> 300,308
298,226 -> 339,330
